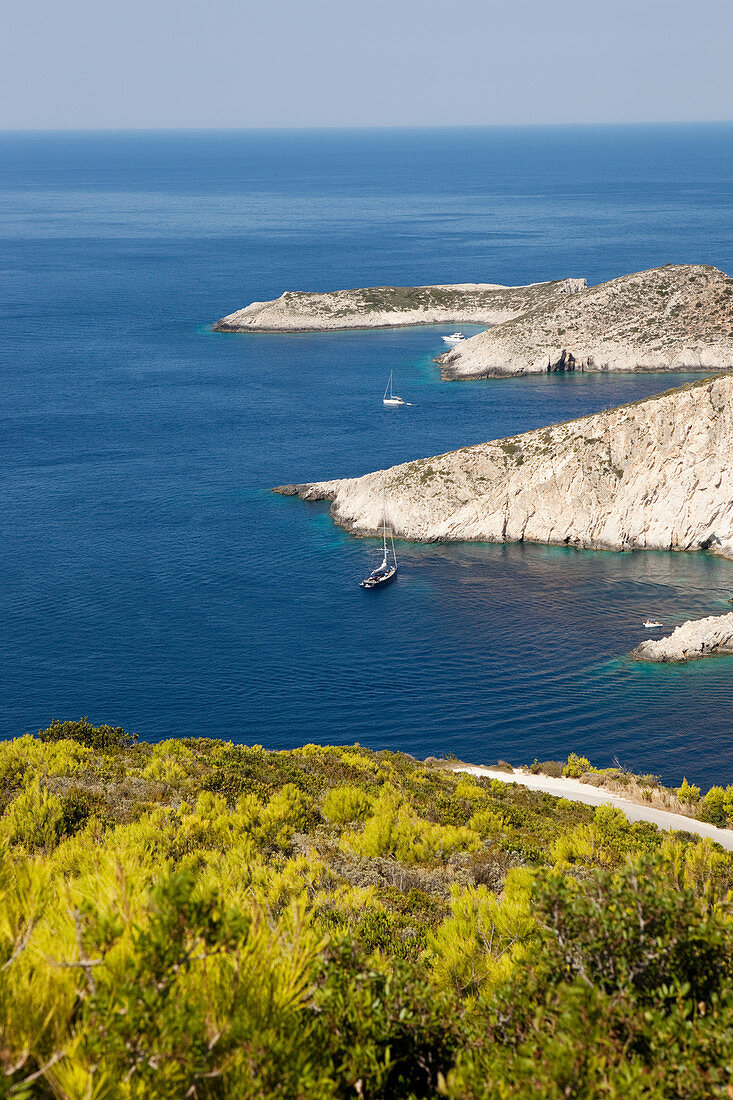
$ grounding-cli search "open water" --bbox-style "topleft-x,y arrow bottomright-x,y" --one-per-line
2,125 -> 733,785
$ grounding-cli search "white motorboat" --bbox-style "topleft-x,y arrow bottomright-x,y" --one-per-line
442,332 -> 466,345
643,620 -> 664,629
383,371 -> 410,407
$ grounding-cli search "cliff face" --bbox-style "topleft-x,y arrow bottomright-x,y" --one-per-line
438,265 -> 733,379
633,613 -> 733,662
275,374 -> 733,556
213,278 -> 584,332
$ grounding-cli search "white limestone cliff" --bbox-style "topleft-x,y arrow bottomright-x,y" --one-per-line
438,265 -> 733,379
275,374 -> 733,557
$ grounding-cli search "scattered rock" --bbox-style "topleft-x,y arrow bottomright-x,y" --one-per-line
632,612 -> 733,662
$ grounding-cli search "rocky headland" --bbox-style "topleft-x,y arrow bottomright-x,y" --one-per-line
632,612 -> 733,662
214,266 -> 733,380
438,264 -> 733,379
213,278 -> 585,332
275,373 -> 733,556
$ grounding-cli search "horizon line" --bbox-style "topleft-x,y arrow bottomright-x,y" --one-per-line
1,119 -> 732,135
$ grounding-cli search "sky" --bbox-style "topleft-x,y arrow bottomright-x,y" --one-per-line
2,0 -> 732,129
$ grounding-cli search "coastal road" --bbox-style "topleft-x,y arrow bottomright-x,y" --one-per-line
454,766 -> 733,851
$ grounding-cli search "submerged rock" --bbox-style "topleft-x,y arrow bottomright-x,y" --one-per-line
632,613 -> 733,662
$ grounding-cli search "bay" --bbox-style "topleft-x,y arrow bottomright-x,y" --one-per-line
2,125 -> 733,785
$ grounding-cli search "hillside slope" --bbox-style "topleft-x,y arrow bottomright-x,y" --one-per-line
437,264 -> 733,378
276,374 -> 733,555
4,721 -> 733,1098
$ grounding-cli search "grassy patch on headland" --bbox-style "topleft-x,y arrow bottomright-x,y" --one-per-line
3,720 -> 733,1097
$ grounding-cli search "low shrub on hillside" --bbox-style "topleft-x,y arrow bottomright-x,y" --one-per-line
2,722 -> 733,1097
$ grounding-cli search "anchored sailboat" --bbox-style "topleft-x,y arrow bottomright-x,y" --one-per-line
383,371 -> 410,407
360,489 -> 398,589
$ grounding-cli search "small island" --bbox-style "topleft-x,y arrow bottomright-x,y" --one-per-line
215,265 -> 733,382
213,277 -> 585,332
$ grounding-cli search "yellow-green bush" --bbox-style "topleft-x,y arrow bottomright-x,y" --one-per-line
322,784 -> 372,824
563,752 -> 591,778
344,789 -> 480,864
429,871 -> 535,995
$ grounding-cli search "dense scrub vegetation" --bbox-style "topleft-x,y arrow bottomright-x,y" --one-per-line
2,721 -> 733,1098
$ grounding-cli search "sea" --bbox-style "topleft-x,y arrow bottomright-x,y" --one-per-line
2,125 -> 733,786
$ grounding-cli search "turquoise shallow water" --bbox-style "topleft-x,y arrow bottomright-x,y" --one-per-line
2,126 -> 733,785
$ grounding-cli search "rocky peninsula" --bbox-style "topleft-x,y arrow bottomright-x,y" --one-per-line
632,612 -> 733,662
438,264 -> 733,379
275,373 -> 733,556
214,266 -> 733,382
213,278 -> 585,332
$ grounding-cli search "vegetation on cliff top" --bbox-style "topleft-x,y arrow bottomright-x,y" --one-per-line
214,278 -> 573,330
3,720 -> 733,1098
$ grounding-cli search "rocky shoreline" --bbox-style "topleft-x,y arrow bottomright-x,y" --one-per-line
437,264 -> 733,379
213,278 -> 584,332
632,612 -> 733,662
215,266 -> 733,384
275,374 -> 733,557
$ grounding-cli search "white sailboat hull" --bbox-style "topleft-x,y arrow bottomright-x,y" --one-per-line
383,370 -> 409,407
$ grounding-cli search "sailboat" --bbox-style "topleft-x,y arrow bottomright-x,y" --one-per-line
360,490 -> 398,589
383,371 -> 410,407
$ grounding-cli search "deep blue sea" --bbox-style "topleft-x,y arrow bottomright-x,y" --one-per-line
2,125 -> 733,786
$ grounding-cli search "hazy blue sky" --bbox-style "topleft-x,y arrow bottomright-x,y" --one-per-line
2,0 -> 732,128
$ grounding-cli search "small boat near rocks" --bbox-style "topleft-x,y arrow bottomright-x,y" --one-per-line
643,620 -> 664,629
442,331 -> 466,345
360,491 -> 398,589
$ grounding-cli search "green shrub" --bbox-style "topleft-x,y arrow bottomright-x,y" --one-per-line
530,759 -> 565,778
563,753 -> 591,778
38,717 -> 137,752
700,785 -> 728,826
4,778 -> 63,850
313,944 -> 462,1098
58,788 -> 109,836
677,776 -> 701,804
322,785 -> 371,824
534,853 -> 729,1004
347,791 -> 480,864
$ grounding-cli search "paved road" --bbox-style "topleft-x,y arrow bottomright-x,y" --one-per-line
455,765 -> 733,851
